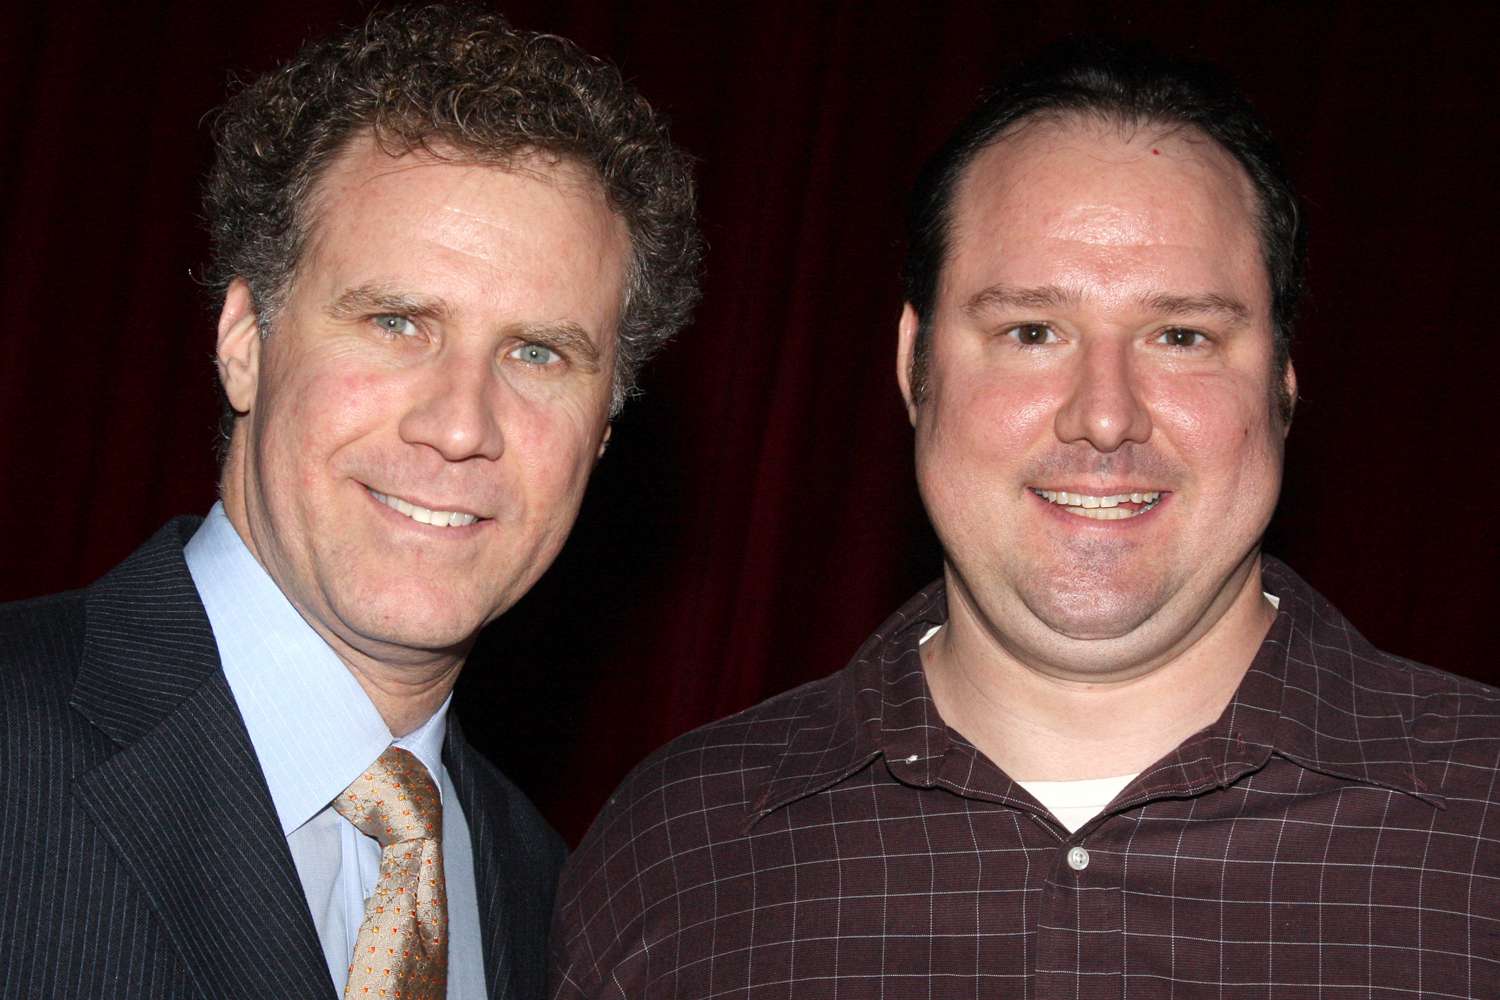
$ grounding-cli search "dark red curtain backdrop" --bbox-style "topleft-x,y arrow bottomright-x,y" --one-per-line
2,1 -> 1494,842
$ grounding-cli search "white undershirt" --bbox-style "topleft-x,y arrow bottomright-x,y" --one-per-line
1016,773 -> 1138,832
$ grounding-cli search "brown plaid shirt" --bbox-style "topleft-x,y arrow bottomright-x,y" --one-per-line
552,558 -> 1500,998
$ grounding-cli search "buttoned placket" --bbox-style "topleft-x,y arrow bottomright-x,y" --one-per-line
895,731 -> 1246,997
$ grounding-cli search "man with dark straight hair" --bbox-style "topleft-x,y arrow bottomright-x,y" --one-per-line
0,6 -> 700,998
552,41 -> 1498,997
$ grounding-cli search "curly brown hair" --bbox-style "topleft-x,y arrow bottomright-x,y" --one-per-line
204,3 -> 702,438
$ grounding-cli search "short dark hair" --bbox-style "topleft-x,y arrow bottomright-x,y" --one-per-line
903,38 -> 1303,421
205,3 -> 702,448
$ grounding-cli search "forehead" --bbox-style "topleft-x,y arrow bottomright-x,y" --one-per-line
942,118 -> 1268,312
298,134 -> 630,319
309,133 -> 625,247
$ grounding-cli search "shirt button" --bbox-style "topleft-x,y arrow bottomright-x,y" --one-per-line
1066,846 -> 1090,871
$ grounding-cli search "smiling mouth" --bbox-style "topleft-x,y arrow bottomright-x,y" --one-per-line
369,489 -> 481,528
1031,488 -> 1163,521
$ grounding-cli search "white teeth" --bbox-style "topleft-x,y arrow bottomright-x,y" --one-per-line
1063,506 -> 1131,520
369,490 -> 479,528
1031,489 -> 1162,519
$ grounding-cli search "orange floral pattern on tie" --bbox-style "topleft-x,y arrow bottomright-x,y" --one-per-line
333,746 -> 447,1000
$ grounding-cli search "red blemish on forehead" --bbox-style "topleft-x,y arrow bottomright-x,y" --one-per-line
1152,148 -> 1161,155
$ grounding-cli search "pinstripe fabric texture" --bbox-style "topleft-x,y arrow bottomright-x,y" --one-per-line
0,519 -> 566,999
447,711 -> 568,1000
552,558 -> 1500,999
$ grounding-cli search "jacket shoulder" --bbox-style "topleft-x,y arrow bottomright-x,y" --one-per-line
0,588 -> 88,714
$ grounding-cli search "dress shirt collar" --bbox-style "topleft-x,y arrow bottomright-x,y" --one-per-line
752,555 -> 1437,824
184,502 -> 449,837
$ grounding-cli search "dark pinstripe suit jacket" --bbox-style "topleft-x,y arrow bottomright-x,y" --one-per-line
0,518 -> 565,999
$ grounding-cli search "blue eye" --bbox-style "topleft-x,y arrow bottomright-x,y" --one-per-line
510,343 -> 560,366
373,315 -> 418,338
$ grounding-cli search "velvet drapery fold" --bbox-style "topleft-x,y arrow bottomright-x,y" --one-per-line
2,0 -> 1492,842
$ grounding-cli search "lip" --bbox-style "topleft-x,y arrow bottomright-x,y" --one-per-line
1028,486 -> 1170,524
1032,485 -> 1165,497
364,485 -> 489,530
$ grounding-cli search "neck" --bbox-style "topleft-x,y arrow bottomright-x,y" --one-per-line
342,655 -> 463,737
923,558 -> 1276,781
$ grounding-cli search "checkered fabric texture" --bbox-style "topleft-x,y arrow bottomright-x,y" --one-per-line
552,558 -> 1500,998
335,746 -> 447,1000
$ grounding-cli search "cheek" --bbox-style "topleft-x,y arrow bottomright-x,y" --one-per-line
1149,374 -> 1282,492
915,374 -> 1055,535
508,396 -> 606,502
924,368 -> 1056,460
260,366 -> 391,489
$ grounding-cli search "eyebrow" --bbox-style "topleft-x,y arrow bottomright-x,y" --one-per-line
963,283 -> 1251,325
325,282 -> 604,373
1138,291 -> 1250,323
963,283 -> 1079,316
326,283 -> 450,323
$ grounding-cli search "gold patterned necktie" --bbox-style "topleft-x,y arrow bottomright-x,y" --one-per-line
333,746 -> 448,1000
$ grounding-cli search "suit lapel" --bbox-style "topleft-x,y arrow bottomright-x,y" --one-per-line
447,717 -> 522,1000
69,521 -> 334,1000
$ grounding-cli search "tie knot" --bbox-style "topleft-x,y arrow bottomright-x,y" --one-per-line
333,746 -> 442,847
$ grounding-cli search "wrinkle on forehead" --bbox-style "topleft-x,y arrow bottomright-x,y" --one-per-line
301,137 -> 623,286
364,152 -> 616,255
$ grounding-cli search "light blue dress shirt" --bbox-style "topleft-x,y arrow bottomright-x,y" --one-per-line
185,503 -> 486,998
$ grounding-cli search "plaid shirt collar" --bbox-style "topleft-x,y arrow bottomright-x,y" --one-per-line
752,555 -> 1441,825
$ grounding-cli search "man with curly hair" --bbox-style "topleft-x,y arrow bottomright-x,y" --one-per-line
0,6 -> 699,999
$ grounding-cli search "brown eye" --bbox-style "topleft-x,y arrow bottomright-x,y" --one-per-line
1007,323 -> 1056,346
1158,327 -> 1206,348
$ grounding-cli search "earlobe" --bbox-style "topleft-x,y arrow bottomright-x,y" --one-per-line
217,278 -> 262,414
896,303 -> 921,427
597,424 -> 612,460
1281,361 -> 1298,433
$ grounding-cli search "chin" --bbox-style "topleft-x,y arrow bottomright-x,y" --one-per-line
1020,582 -> 1165,642
335,586 -> 494,657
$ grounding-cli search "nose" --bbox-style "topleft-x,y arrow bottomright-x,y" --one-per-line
397,351 -> 505,462
1053,339 -> 1152,452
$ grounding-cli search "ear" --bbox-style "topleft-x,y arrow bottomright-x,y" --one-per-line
217,278 -> 261,414
596,423 -> 612,459
1280,359 -> 1298,434
896,303 -> 921,427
